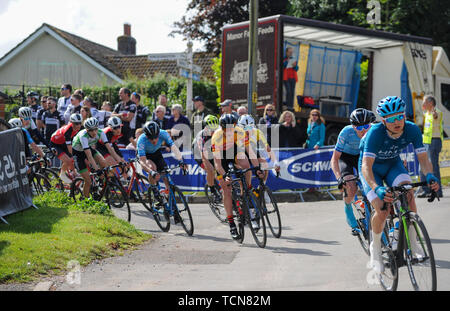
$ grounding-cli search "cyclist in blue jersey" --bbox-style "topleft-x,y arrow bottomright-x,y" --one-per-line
331,108 -> 376,236
137,121 -> 187,207
360,96 -> 440,274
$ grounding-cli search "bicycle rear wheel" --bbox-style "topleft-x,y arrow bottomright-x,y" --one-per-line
132,174 -> 152,210
41,168 -> 64,192
232,198 -> 245,244
147,187 -> 170,232
205,182 -> 227,224
378,245 -> 399,291
259,187 -> 282,238
105,176 -> 131,222
403,212 -> 437,291
171,186 -> 194,236
352,201 -> 370,255
70,177 -> 86,202
30,173 -> 52,196
243,192 -> 267,248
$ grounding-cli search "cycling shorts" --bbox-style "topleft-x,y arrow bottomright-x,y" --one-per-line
195,158 -> 215,170
359,157 -> 411,203
50,141 -> 71,159
339,152 -> 359,178
96,142 -> 123,159
73,147 -> 101,173
145,150 -> 167,173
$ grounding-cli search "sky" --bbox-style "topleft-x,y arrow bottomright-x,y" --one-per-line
0,0 -> 203,59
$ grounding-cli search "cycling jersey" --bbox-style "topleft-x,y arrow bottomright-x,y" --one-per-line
245,128 -> 268,149
51,123 -> 79,145
72,129 -> 108,152
41,109 -> 65,141
137,130 -> 174,157
335,125 -> 360,156
21,128 -> 34,158
30,104 -> 41,122
135,105 -> 150,129
98,127 -> 123,145
96,110 -> 112,129
211,126 -> 247,160
193,129 -> 213,159
63,104 -> 82,123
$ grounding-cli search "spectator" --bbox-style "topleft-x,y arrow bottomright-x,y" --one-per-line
190,95 -> 212,130
57,84 -> 72,115
306,109 -> 326,150
26,91 -> 41,123
97,101 -> 113,129
83,97 -> 98,119
237,105 -> 248,116
63,94 -> 83,123
283,47 -> 298,111
40,96 -> 65,143
418,95 -> 444,198
112,87 -> 137,146
278,110 -> 305,148
126,127 -> 144,151
220,99 -> 239,123
80,106 -> 92,128
155,94 -> 171,118
132,92 -> 150,134
153,105 -> 170,130
36,96 -> 48,132
167,104 -> 191,150
73,89 -> 85,105
258,104 -> 279,146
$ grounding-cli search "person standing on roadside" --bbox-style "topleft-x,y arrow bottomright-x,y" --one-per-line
36,95 -> 48,133
58,84 -> 72,115
418,95 -> 444,198
112,88 -> 137,146
190,95 -> 213,130
306,109 -> 326,149
132,92 -> 150,134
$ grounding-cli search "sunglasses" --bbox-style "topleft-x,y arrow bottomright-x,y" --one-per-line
266,108 -> 274,111
23,117 -> 31,121
384,114 -> 405,123
88,128 -> 98,132
355,124 -> 371,131
61,87 -> 68,90
311,114 -> 319,117
73,122 -> 81,126
112,126 -> 121,130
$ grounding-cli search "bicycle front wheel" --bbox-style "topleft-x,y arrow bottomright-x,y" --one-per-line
147,187 -> 170,232
403,212 -> 437,291
70,177 -> 86,202
41,168 -> 64,192
243,192 -> 267,248
205,182 -> 227,224
171,186 -> 194,236
352,201 -> 370,256
30,173 -> 52,196
105,177 -> 131,222
259,187 -> 282,238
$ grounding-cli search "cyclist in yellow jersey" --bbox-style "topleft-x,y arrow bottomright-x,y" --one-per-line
238,114 -> 280,184
211,114 -> 264,239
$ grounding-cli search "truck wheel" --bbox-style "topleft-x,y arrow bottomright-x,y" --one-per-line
325,126 -> 341,146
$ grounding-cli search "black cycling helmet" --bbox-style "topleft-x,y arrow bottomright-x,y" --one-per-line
219,113 -> 235,129
143,121 -> 160,139
350,108 -> 376,126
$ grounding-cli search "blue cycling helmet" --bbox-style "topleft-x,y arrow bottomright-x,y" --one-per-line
376,96 -> 406,117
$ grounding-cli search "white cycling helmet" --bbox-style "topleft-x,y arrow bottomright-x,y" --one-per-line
238,114 -> 255,130
8,118 -> 23,128
84,117 -> 99,130
18,107 -> 33,119
107,116 -> 122,128
70,113 -> 83,123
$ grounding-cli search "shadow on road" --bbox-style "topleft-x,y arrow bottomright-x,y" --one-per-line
281,235 -> 340,246
249,244 -> 331,256
436,260 -> 450,270
431,238 -> 450,244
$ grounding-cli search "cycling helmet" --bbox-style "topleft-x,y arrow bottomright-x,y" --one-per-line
69,113 -> 83,123
26,91 -> 39,100
220,99 -> 233,107
203,115 -> 219,131
219,113 -> 235,129
8,118 -> 23,128
107,116 -> 122,128
237,114 -> 255,130
349,108 -> 376,126
376,96 -> 406,117
143,121 -> 160,139
18,107 -> 33,119
84,117 -> 99,130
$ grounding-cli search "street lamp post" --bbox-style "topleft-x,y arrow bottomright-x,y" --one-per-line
247,0 -> 258,119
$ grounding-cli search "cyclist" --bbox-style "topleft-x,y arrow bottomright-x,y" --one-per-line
211,114 -> 264,240
237,114 -> 280,182
8,118 -> 46,160
360,96 -> 440,274
137,121 -> 186,208
72,117 -> 124,198
18,107 -> 51,149
50,113 -> 83,183
26,91 -> 41,123
41,96 -> 65,144
193,114 -> 222,202
331,108 -> 376,236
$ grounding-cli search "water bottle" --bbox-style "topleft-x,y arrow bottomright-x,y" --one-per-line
389,221 -> 399,251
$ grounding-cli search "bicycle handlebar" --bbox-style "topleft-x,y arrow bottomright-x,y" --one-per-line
381,181 -> 439,210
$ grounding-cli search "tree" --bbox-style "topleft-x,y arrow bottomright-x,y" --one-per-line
289,0 -> 450,55
170,0 -> 289,55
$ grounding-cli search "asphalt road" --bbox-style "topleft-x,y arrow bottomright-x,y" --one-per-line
52,187 -> 450,291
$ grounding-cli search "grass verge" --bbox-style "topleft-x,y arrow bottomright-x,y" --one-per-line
0,191 -> 151,284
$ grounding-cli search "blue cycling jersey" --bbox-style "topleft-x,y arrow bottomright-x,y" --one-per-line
360,121 -> 426,163
335,125 -> 360,156
22,128 -> 34,145
137,130 -> 174,157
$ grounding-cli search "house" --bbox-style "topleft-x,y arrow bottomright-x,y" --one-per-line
0,23 -> 216,90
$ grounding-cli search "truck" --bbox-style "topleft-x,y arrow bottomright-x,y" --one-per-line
221,15 -> 450,145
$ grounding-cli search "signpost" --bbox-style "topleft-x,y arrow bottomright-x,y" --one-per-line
147,42 -> 200,119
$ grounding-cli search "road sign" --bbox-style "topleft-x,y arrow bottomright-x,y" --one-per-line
179,68 -> 200,81
177,59 -> 202,73
148,53 -> 186,61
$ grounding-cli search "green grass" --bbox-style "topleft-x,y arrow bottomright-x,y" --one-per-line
0,191 -> 151,284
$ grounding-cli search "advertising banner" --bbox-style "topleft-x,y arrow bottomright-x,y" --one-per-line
0,128 -> 33,217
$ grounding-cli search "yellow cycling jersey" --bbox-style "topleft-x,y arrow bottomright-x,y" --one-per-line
245,128 -> 269,149
211,126 -> 247,155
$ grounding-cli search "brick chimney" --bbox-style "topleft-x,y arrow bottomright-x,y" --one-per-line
117,23 -> 136,55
